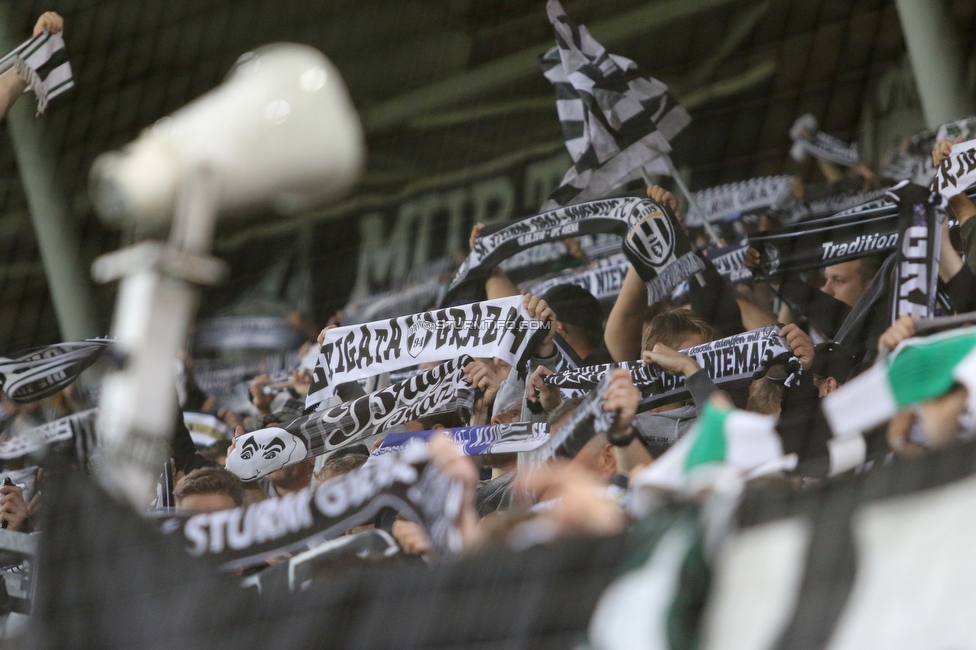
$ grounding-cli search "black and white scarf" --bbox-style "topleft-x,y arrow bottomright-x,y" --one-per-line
192,316 -> 306,354
671,244 -> 756,298
685,176 -> 793,228
706,244 -> 753,284
444,197 -> 704,306
887,181 -> 945,321
306,297 -> 545,407
169,444 -> 464,570
934,138 -> 976,201
498,232 -> 620,282
372,422 -> 550,458
525,253 -> 630,303
543,325 -> 798,411
344,278 -> 444,325
529,374 -> 618,463
0,409 -> 97,473
0,31 -> 73,114
750,196 -> 900,278
0,339 -> 111,404
540,0 -> 690,210
783,187 -> 890,225
227,357 -> 475,481
789,114 -> 859,167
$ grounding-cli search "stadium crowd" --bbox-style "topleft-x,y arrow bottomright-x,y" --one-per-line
1,6 -> 976,646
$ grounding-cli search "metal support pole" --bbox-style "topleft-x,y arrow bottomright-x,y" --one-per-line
894,0 -> 975,129
93,169 -> 226,508
0,5 -> 98,341
6,101 -> 99,340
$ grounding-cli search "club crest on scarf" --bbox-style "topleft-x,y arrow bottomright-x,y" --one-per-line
407,314 -> 436,359
627,205 -> 675,268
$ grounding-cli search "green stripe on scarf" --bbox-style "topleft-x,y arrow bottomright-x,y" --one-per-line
887,333 -> 976,407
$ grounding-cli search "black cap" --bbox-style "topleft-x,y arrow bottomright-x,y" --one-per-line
540,284 -> 604,341
811,341 -> 857,384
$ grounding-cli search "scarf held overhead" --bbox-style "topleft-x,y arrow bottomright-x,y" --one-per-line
0,31 -> 74,114
789,114 -> 859,167
685,176 -> 793,228
169,444 -> 463,570
934,138 -> 976,201
750,196 -> 902,278
530,373 -> 618,463
227,357 -> 475,481
0,339 -> 111,404
887,182 -> 945,321
372,422 -> 550,458
307,297 -> 546,407
543,325 -> 798,411
443,197 -> 704,306
0,408 -> 97,461
525,253 -> 630,303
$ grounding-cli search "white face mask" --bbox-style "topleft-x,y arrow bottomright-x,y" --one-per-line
225,428 -> 306,481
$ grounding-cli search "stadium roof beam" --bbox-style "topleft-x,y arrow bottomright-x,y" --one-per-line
895,0 -> 975,128
362,0 -> 744,132
402,57 -> 778,130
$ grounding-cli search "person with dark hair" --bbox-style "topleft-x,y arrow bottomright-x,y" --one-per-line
810,341 -> 857,397
539,284 -> 613,364
174,467 -> 245,513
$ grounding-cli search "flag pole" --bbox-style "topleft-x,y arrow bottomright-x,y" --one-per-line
660,156 -> 722,246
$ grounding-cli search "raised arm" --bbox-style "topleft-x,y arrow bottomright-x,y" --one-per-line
604,265 -> 646,362
469,222 -> 519,299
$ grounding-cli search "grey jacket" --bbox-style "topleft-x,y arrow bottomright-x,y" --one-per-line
632,370 -> 721,455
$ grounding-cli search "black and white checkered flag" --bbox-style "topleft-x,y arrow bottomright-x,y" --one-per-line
0,31 -> 74,114
540,0 -> 691,210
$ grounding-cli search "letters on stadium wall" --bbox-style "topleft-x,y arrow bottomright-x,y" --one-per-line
218,149 -> 588,322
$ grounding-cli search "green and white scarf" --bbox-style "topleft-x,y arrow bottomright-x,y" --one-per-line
824,326 -> 976,437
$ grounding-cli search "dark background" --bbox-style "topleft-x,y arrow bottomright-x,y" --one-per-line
0,0 -> 974,352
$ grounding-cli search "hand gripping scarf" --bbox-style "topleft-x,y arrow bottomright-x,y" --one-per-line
0,31 -> 74,114
0,339 -> 111,403
166,443 -> 465,570
934,138 -> 976,201
684,176 -> 793,228
543,325 -> 799,411
306,296 -> 547,407
227,357 -> 475,481
441,197 -> 704,307
371,422 -> 550,458
526,373 -> 619,465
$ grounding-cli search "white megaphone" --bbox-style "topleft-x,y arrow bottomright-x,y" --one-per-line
91,44 -> 365,509
90,43 -> 364,229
